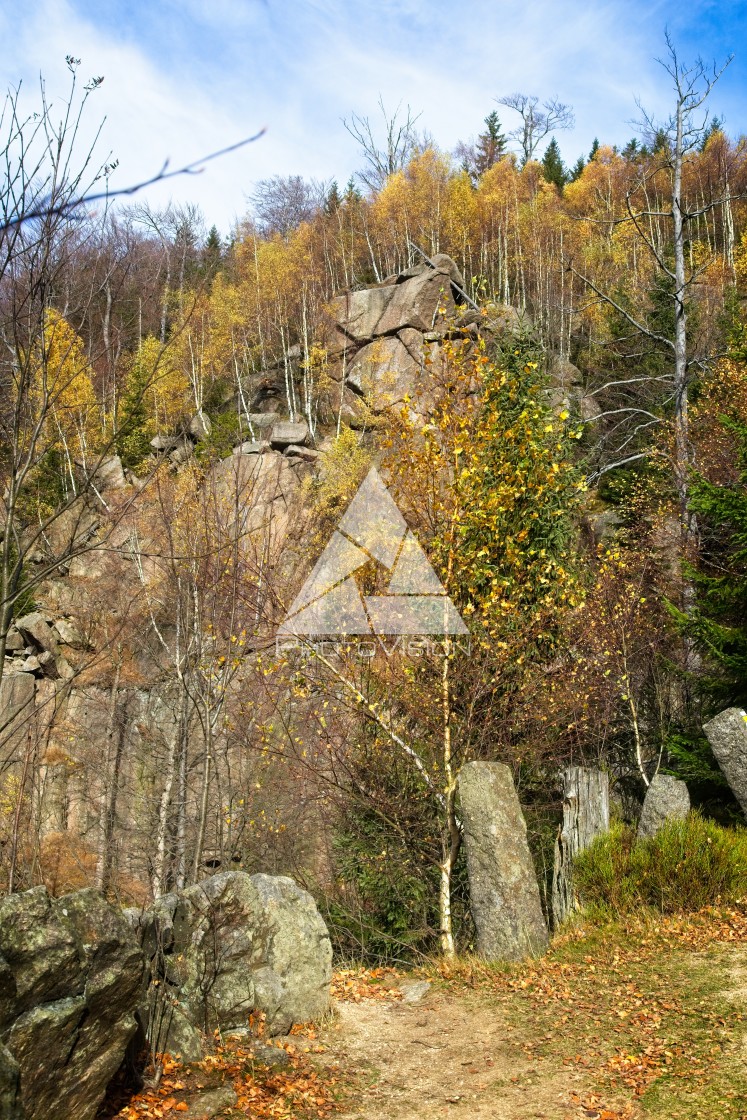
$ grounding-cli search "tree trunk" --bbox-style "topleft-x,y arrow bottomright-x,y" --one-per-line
98,716 -> 126,896
191,717 -> 213,883
672,97 -> 692,552
551,766 -> 609,928
438,631 -> 460,957
154,727 -> 180,898
96,663 -> 122,893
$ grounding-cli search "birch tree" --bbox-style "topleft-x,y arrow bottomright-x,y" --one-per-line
569,37 -> 738,548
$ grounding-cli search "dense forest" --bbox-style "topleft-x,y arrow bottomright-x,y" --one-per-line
2,50 -> 747,963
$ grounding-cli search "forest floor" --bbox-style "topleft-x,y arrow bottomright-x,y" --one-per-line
105,907 -> 747,1120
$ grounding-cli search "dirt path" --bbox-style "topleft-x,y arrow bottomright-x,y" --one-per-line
320,984 -> 592,1120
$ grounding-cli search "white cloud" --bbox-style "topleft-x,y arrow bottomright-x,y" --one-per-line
2,0 -> 267,232
3,0 -> 741,234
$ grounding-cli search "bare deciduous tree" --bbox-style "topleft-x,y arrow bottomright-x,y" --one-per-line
569,37 -> 738,547
343,96 -> 423,192
497,92 -> 574,165
248,175 -> 326,238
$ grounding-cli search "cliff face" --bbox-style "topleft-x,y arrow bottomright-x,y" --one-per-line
0,255 -> 546,901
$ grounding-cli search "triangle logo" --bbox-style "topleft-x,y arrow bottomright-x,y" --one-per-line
278,467 -> 468,638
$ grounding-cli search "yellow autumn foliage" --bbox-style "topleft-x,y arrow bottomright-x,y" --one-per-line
34,309 -> 101,463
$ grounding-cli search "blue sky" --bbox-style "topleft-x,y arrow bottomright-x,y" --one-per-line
3,0 -> 746,234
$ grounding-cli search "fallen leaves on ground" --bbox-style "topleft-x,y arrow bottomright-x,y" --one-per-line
101,1036 -> 337,1120
102,909 -> 747,1120
330,966 -> 403,1003
441,905 -> 747,1119
569,1090 -> 635,1119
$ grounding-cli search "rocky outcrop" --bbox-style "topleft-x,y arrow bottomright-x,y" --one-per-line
703,708 -> 747,816
131,871 -> 332,1058
0,886 -> 144,1120
0,253 -> 541,909
637,773 -> 690,839
457,762 -> 548,961
269,420 -> 310,448
324,261 -> 456,349
5,607 -> 79,683
315,256 -> 523,420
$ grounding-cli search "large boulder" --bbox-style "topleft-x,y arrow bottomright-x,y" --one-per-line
703,708 -> 747,816
324,260 -> 457,350
0,886 -> 144,1120
188,410 -> 212,441
482,303 -> 523,337
269,420 -> 310,448
548,356 -> 583,387
376,264 -> 456,335
14,613 -> 58,656
457,762 -> 548,961
327,286 -> 397,347
345,330 -> 424,410
211,449 -> 300,562
92,455 -> 127,491
429,252 -> 468,294
637,773 -> 690,839
135,872 -> 332,1054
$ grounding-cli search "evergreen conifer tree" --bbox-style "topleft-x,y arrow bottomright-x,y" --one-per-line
569,155 -> 586,181
324,180 -> 342,214
474,110 -> 506,175
686,429 -> 747,708
201,225 -> 223,280
541,137 -> 566,189
343,177 -> 362,204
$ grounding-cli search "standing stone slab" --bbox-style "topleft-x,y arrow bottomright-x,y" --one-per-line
703,708 -> 747,816
637,774 -> 690,840
457,762 -> 548,961
551,767 -> 609,928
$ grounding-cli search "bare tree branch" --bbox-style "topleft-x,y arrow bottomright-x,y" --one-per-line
343,96 -> 422,191
496,93 -> 574,164
1,129 -> 266,234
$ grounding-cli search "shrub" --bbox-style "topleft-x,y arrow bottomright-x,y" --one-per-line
573,812 -> 747,915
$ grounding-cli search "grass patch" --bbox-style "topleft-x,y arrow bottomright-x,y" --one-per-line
573,813 -> 747,915
437,907 -> 747,1119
